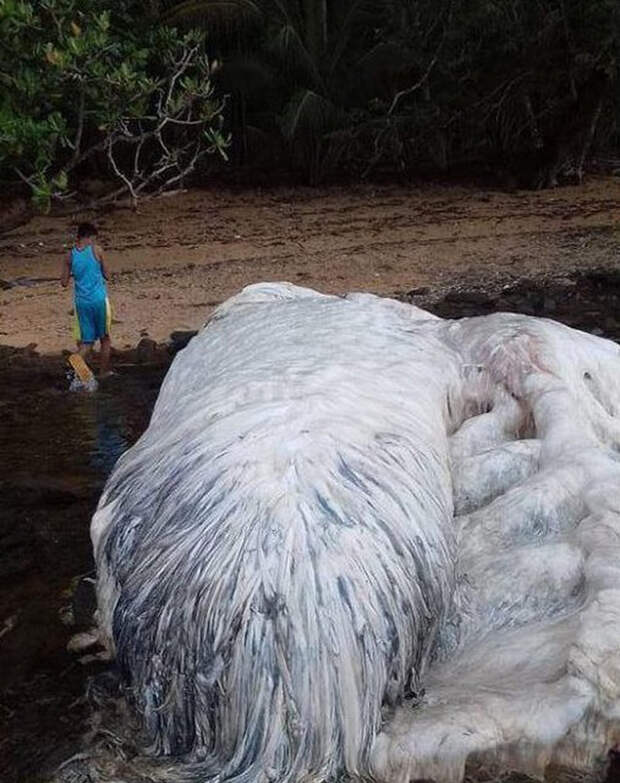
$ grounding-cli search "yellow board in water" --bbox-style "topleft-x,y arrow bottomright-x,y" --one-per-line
68,353 -> 94,384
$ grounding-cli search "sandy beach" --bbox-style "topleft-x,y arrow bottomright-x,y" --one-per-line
1,177 -> 619,354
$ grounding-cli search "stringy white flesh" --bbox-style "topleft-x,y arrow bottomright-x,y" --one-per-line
91,283 -> 620,783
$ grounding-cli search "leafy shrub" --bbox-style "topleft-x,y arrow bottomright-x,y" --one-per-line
0,0 -> 229,210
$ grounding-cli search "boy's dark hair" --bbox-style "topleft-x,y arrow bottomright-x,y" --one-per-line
77,222 -> 98,239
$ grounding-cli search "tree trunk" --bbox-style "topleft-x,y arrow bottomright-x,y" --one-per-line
575,93 -> 604,184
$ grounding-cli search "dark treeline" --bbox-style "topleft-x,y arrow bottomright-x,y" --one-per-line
1,0 -> 619,209
166,0 -> 620,187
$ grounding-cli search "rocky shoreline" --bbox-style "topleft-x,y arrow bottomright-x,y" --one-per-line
405,267 -> 620,340
0,328 -> 193,378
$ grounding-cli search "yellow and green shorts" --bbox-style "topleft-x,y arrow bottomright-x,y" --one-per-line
73,297 -> 112,344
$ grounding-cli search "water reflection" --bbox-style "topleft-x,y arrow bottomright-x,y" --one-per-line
93,400 -> 129,473
1,360 -> 166,476
70,390 -> 131,475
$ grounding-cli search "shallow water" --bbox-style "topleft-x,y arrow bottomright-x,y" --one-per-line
0,362 -> 167,781
1,372 -> 155,481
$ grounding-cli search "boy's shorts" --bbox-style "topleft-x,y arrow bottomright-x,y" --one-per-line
73,297 -> 112,344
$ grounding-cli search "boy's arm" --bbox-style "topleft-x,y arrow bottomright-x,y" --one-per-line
60,252 -> 72,287
94,243 -> 109,281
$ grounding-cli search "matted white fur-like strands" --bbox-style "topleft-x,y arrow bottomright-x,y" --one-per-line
88,283 -> 620,783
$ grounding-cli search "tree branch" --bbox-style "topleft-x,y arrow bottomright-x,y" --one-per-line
387,2 -> 452,116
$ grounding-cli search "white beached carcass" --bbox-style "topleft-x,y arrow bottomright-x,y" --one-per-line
87,283 -> 620,783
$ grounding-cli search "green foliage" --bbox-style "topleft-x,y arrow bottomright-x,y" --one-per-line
0,0 -> 228,210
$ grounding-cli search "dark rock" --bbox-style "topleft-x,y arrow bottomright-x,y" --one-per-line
136,337 -> 158,364
170,330 -> 198,352
72,575 -> 97,627
0,343 -> 16,358
408,286 -> 430,296
10,342 -> 39,357
546,280 -> 576,299
445,290 -> 496,306
606,745 -> 620,783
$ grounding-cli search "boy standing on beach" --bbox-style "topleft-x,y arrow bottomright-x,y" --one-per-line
61,222 -> 112,377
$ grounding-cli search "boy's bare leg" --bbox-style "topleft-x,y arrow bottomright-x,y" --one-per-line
100,335 -> 111,376
78,342 -> 92,360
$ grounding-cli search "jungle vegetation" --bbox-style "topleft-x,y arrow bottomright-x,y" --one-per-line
1,0 -> 618,208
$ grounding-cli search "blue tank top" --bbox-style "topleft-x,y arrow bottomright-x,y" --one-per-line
71,244 -> 106,305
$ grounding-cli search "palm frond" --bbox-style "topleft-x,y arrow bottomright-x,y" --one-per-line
358,41 -> 414,73
271,23 -> 322,89
325,0 -> 377,75
280,88 -> 340,139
